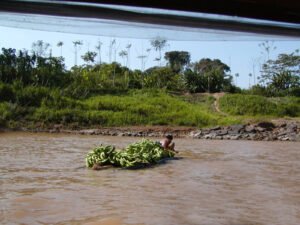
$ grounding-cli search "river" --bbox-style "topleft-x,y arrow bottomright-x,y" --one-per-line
0,132 -> 299,225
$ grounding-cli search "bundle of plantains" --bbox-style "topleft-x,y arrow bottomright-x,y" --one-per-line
86,139 -> 175,168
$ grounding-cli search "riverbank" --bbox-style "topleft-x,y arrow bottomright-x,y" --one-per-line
4,119 -> 299,142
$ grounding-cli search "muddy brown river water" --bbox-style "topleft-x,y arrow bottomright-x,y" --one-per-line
0,132 -> 299,225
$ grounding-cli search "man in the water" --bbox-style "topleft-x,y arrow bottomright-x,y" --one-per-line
159,135 -> 178,153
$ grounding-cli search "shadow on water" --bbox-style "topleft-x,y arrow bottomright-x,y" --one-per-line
75,157 -> 184,170
125,156 -> 184,170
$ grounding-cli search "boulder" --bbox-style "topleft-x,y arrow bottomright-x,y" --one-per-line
255,126 -> 266,132
245,125 -> 256,133
286,124 -> 297,132
257,121 -> 276,131
210,126 -> 221,131
217,130 -> 228,135
230,134 -> 241,140
229,124 -> 245,134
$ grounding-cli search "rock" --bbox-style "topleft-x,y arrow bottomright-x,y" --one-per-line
286,134 -> 300,142
279,123 -> 287,128
257,121 -> 276,131
255,126 -> 266,132
210,126 -> 221,131
281,137 -> 290,141
203,134 -> 211,139
222,135 -> 230,140
189,130 -> 202,138
217,130 -> 228,135
278,130 -> 287,136
215,135 -> 223,140
204,133 -> 217,139
229,124 -> 245,134
230,134 -> 241,140
243,134 -> 249,138
286,124 -> 297,132
247,133 -> 256,140
295,134 -> 300,141
201,130 -> 210,135
245,125 -> 256,133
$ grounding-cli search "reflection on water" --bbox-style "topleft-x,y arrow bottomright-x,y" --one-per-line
0,132 -> 299,225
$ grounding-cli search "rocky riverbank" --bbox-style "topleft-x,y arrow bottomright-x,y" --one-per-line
15,120 -> 300,142
189,121 -> 300,141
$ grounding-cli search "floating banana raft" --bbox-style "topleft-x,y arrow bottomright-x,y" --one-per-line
86,139 -> 175,168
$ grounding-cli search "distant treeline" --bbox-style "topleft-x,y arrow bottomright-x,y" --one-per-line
0,45 -> 299,129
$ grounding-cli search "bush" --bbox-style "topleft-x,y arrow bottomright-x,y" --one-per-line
16,86 -> 49,106
0,102 -> 20,126
0,83 -> 16,102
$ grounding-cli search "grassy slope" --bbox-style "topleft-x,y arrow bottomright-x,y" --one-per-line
30,91 -> 241,128
218,94 -> 300,118
1,90 -> 299,130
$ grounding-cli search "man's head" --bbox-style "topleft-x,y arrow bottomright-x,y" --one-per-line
166,135 -> 173,141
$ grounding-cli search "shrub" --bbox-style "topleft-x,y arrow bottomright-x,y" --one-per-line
16,86 -> 49,106
0,83 -> 16,102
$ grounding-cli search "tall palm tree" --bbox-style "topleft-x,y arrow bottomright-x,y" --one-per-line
73,40 -> 83,66
235,73 -> 239,86
57,41 -> 64,57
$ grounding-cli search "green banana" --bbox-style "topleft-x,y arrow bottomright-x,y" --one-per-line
85,139 -> 175,168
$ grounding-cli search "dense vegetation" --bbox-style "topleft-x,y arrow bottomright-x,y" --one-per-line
219,94 -> 300,117
0,41 -> 299,130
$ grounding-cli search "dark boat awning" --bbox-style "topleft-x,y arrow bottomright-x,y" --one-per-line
0,0 -> 299,41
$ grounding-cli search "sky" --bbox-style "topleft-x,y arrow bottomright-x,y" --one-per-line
0,25 -> 299,89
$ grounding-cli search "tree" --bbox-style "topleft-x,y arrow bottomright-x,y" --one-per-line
164,51 -> 191,73
235,73 -> 239,86
125,43 -> 132,68
81,51 -> 97,65
108,39 -> 116,63
95,40 -> 103,65
144,67 -> 184,90
185,58 -> 232,93
57,41 -> 64,57
32,40 -> 50,57
73,40 -> 83,66
137,48 -> 151,72
150,37 -> 167,66
119,50 -> 128,67
260,49 -> 300,92
248,73 -> 252,89
259,40 -> 277,61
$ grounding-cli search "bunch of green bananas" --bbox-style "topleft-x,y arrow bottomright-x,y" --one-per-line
85,145 -> 115,167
86,139 -> 175,168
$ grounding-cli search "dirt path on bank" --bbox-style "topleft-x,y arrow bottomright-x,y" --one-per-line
212,92 -> 227,115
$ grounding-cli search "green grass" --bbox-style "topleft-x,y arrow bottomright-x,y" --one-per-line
29,91 -> 223,127
219,94 -> 300,117
2,88 -> 299,130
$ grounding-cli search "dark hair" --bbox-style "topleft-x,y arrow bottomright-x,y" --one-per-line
166,135 -> 173,140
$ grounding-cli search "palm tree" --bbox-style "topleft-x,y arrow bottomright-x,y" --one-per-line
119,50 -> 128,67
248,73 -> 252,89
57,41 -> 64,57
73,40 -> 83,66
235,73 -> 239,86
150,37 -> 167,67
95,40 -> 103,65
125,43 -> 132,68
32,40 -> 50,57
